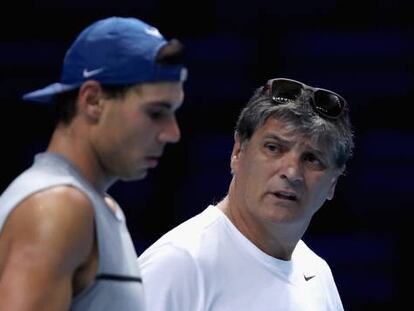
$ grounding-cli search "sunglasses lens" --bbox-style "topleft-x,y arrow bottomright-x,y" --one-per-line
272,80 -> 302,102
267,79 -> 346,120
313,90 -> 344,118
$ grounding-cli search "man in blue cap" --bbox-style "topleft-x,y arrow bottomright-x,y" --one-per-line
0,16 -> 187,310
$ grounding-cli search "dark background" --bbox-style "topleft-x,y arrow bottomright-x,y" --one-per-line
1,1 -> 413,309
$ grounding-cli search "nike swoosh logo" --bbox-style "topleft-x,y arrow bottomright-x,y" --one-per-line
83,68 -> 104,78
304,274 -> 316,281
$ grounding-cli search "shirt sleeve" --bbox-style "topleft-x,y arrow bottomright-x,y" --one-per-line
138,243 -> 203,311
319,260 -> 345,311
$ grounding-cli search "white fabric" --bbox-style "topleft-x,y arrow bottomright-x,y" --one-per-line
138,205 -> 344,311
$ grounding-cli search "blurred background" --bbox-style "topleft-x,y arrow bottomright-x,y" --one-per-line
1,1 -> 413,309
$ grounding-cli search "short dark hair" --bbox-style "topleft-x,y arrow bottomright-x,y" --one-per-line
235,86 -> 354,169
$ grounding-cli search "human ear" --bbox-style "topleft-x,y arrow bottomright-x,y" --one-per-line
326,178 -> 338,201
77,80 -> 104,120
326,167 -> 344,200
230,133 -> 242,174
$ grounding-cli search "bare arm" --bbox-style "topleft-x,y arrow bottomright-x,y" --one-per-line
0,186 -> 95,311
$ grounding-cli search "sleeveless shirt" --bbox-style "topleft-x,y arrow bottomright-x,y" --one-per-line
0,152 -> 145,310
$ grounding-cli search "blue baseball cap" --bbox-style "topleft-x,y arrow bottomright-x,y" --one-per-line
23,16 -> 187,103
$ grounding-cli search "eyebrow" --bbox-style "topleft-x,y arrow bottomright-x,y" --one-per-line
146,101 -> 174,110
263,133 -> 292,147
264,133 -> 326,156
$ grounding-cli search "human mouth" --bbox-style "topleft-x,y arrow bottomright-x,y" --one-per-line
272,190 -> 298,202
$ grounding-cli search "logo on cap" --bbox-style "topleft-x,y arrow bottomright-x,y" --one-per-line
83,68 -> 104,78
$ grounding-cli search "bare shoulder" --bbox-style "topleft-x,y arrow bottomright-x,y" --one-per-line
8,185 -> 94,233
0,187 -> 97,309
2,185 -> 95,268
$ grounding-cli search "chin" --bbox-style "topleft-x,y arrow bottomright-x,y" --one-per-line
120,169 -> 148,182
265,207 -> 301,224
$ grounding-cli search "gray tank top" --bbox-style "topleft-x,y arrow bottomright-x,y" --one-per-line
0,152 -> 145,310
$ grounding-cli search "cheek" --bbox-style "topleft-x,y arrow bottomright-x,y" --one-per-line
307,176 -> 334,202
123,127 -> 152,150
102,122 -> 149,157
237,159 -> 268,195
119,112 -> 151,140
235,156 -> 256,180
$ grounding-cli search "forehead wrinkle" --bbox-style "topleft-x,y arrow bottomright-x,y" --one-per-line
261,125 -> 327,156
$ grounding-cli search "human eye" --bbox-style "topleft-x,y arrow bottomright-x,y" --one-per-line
148,110 -> 163,120
146,107 -> 169,120
265,142 -> 283,154
303,152 -> 327,170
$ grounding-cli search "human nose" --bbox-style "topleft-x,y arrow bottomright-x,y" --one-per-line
279,152 -> 304,185
158,116 -> 181,143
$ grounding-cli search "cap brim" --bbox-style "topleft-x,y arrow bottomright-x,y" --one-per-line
22,83 -> 79,104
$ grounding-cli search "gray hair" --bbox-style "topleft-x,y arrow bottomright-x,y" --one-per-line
235,86 -> 354,169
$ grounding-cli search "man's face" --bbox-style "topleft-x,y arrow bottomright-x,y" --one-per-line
92,81 -> 184,181
231,117 -> 343,226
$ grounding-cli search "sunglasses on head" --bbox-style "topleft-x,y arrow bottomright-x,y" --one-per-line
262,78 -> 347,120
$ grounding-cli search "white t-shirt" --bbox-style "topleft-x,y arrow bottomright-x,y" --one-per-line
138,205 -> 344,311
